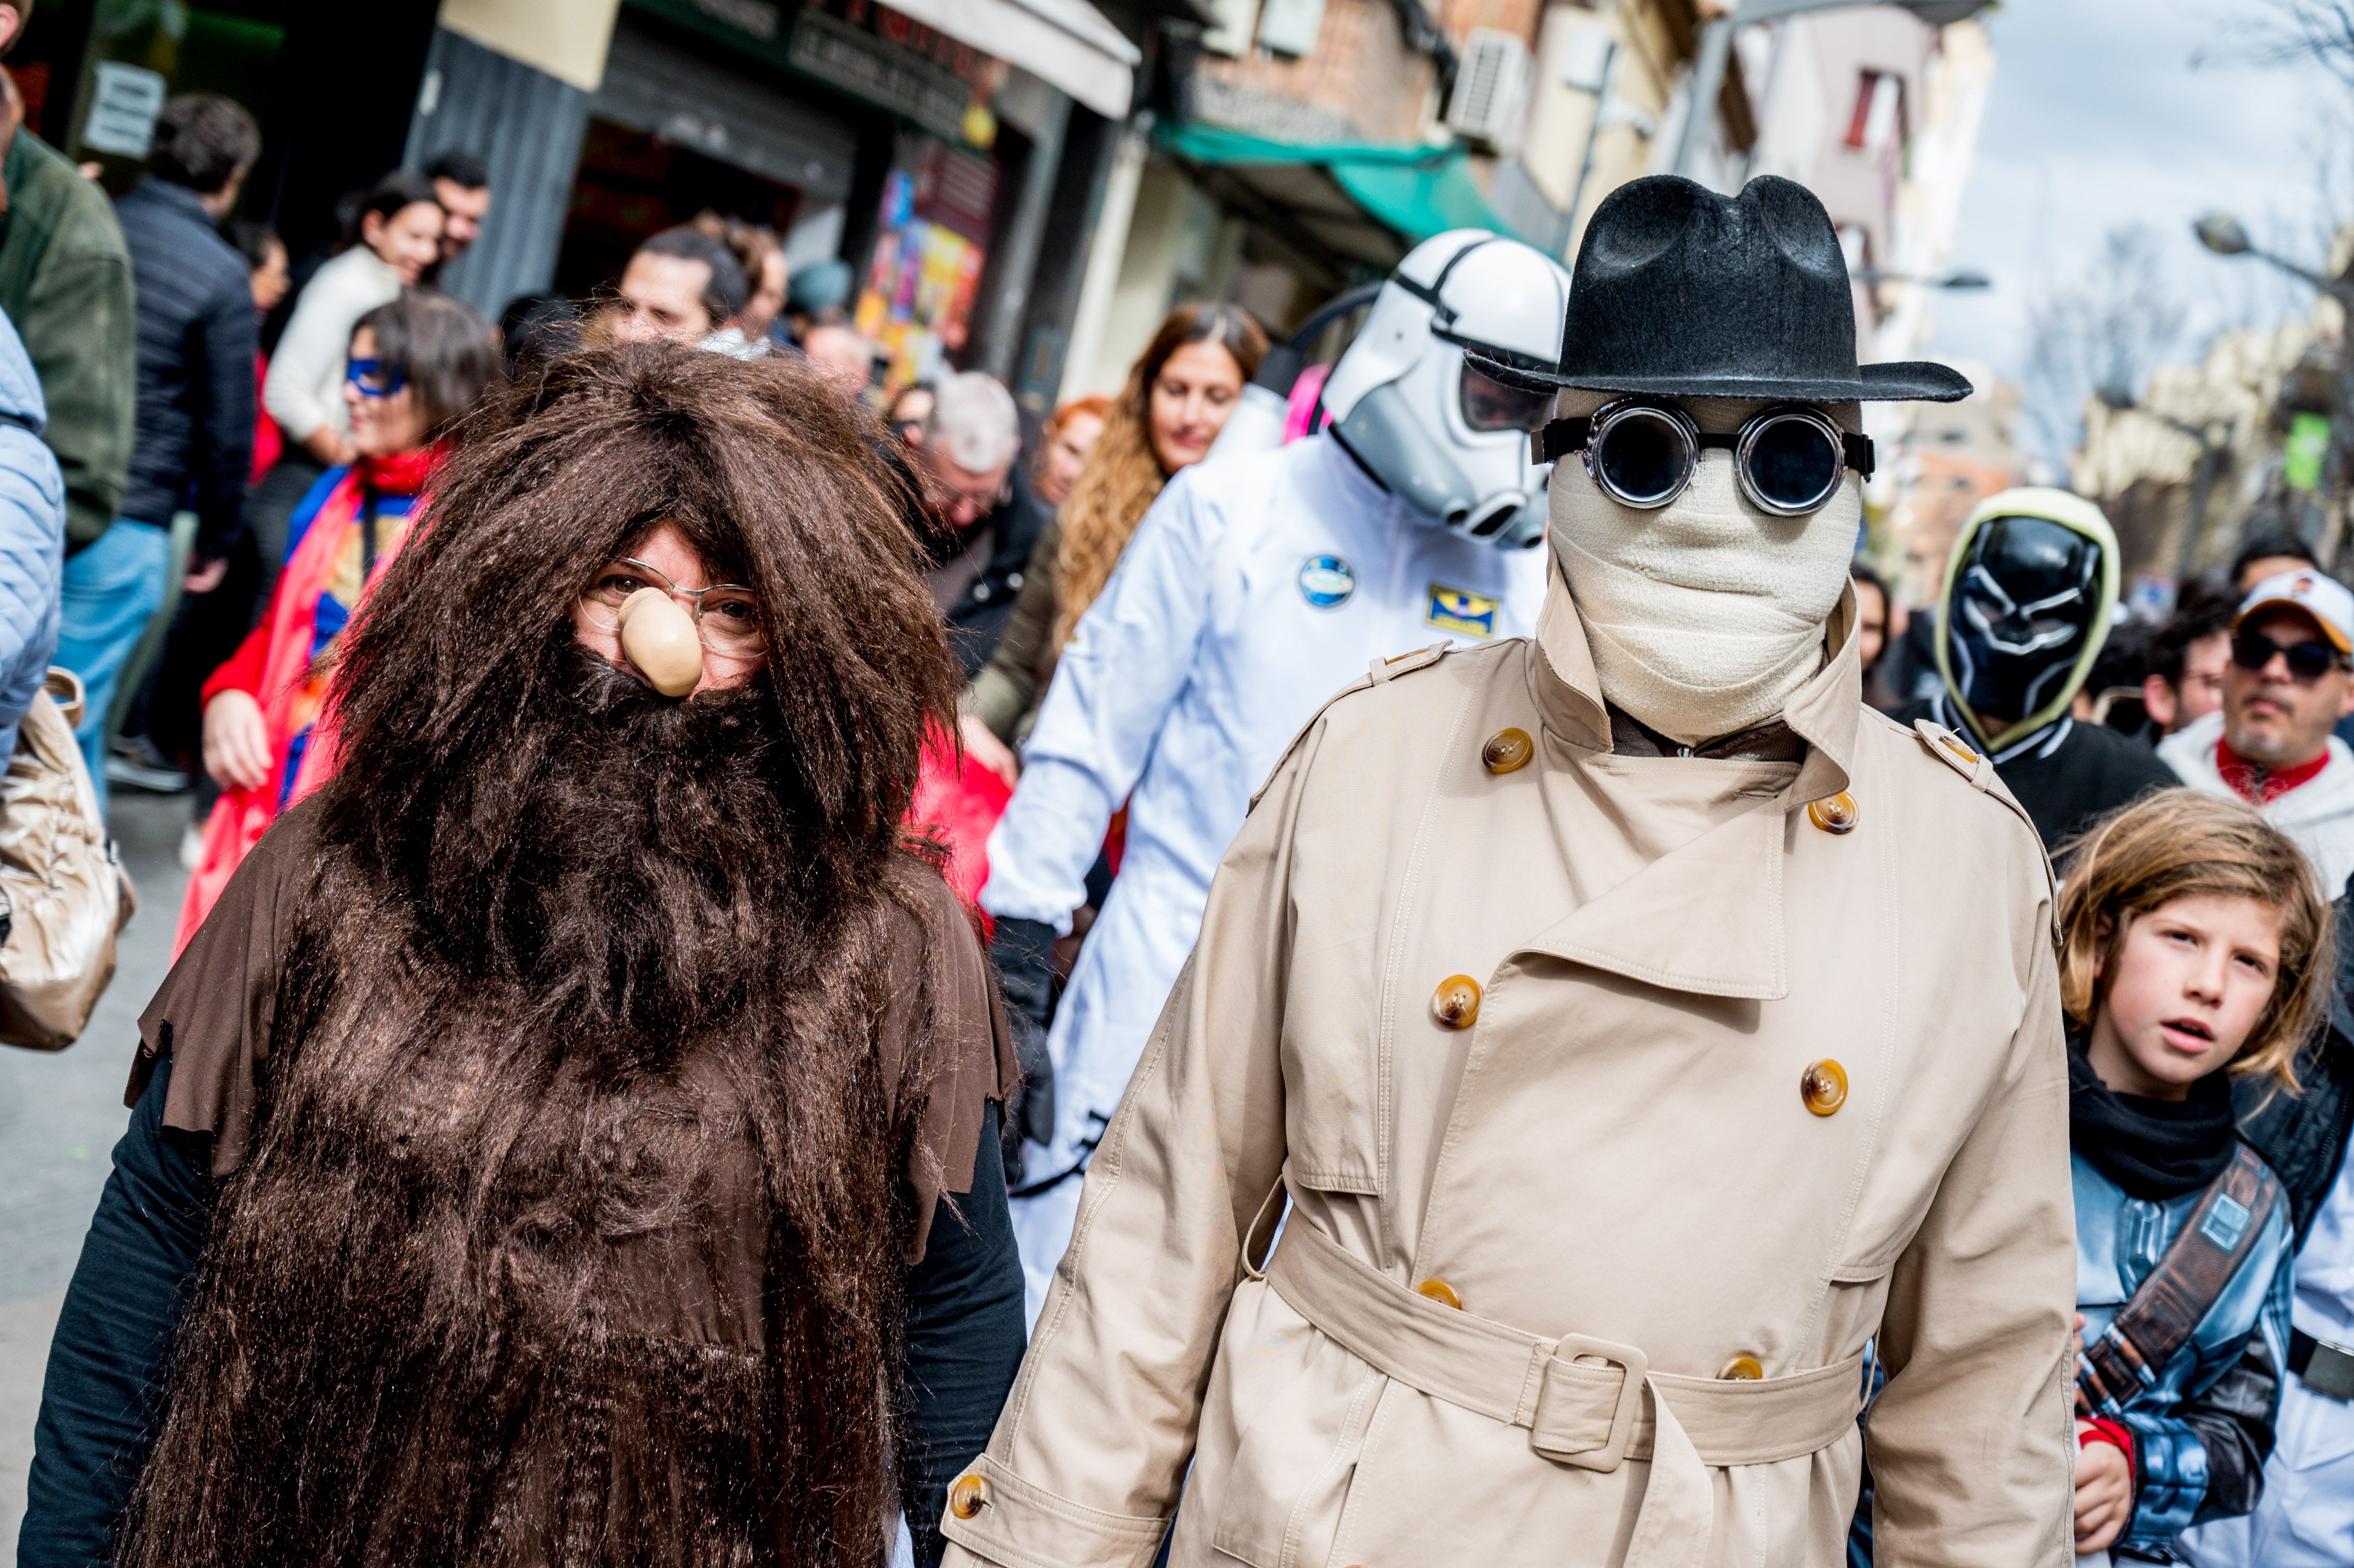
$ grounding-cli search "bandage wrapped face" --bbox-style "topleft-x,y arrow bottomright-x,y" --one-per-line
1549,393 -> 1861,745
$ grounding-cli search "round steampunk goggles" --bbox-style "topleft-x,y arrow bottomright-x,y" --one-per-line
1532,399 -> 1875,517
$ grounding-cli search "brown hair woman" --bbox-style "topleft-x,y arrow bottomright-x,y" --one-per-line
959,304 -> 1266,782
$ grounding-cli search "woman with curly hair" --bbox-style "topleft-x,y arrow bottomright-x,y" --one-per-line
957,305 -> 1264,783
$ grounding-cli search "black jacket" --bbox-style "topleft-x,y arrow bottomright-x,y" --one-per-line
2239,873 -> 2354,1246
113,178 -> 255,561
1896,696 -> 2180,855
937,464 -> 1049,680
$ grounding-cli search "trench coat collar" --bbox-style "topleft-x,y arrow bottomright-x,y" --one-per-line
1520,564 -> 1864,1002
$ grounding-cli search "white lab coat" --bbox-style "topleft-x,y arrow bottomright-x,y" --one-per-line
980,432 -> 1547,1317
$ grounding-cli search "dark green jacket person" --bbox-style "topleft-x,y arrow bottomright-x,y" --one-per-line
0,124 -> 135,550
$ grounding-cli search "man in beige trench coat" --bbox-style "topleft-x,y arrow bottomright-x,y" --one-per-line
941,176 -> 2077,1568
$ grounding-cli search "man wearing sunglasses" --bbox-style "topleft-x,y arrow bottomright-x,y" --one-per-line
2160,569 -> 2354,894
945,177 -> 2074,1568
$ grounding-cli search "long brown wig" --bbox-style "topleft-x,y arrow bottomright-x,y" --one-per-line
1050,303 -> 1265,650
120,345 -> 963,1568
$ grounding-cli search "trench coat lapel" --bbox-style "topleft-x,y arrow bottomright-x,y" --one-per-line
1515,567 -> 1865,1002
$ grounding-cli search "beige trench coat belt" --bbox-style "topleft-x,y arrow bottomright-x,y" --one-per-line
1264,1221 -> 1866,1567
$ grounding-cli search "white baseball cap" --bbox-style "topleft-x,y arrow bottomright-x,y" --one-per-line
2238,567 -> 2354,655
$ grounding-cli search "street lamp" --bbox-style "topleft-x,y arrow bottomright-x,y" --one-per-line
2194,211 -> 2354,304
1673,0 -> 1998,180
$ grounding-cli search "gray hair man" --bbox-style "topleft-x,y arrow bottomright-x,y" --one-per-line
914,371 -> 1045,676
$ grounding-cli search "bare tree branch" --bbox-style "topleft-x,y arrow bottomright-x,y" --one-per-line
2244,0 -> 2354,89
2023,225 -> 2188,466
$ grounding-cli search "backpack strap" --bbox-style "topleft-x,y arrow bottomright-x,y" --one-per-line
2078,1143 -> 2282,1417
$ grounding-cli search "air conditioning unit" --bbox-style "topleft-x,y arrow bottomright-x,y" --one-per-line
1447,28 -> 1533,155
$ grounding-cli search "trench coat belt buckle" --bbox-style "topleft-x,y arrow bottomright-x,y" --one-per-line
1529,1333 -> 1650,1471
1262,1219 -> 1866,1474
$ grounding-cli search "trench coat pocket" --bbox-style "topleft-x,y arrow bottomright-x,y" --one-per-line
1206,1280 -> 1388,1567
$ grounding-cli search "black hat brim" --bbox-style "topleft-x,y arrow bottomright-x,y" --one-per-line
1469,353 -> 1974,404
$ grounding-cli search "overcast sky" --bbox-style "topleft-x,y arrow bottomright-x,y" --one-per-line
1929,0 -> 2342,398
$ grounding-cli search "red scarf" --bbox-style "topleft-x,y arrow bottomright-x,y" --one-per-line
2217,735 -> 2330,805
351,442 -> 442,499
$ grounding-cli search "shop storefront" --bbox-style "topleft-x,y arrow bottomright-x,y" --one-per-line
6,1 -> 286,177
6,1 -> 1144,403
603,0 -> 1018,389
6,1 -> 287,193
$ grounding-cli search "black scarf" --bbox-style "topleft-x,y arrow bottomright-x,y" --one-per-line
2067,1042 -> 2238,1200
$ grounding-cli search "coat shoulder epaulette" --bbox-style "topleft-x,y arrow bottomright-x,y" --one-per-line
1908,718 -> 2058,904
1248,643 -> 1455,811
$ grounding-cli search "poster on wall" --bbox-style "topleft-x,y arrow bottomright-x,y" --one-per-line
855,136 -> 998,390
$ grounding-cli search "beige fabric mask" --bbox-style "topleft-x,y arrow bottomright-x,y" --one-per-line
1549,396 -> 1860,746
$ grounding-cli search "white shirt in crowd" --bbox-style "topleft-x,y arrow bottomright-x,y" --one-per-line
261,245 -> 404,445
2159,709 -> 2354,899
980,432 -> 1547,1319
2177,1147 -> 2354,1568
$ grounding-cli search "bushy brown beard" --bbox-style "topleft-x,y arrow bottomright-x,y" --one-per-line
416,643 -> 828,1037
119,645 -> 934,1568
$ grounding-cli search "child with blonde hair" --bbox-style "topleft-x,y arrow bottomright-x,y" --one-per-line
2058,790 -> 2326,1562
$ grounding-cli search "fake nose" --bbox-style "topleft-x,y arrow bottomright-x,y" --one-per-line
616,585 -> 704,697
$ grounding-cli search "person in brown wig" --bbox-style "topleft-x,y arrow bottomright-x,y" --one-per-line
18,345 -> 1025,1568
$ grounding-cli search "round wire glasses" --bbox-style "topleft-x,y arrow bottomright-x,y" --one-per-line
579,558 -> 768,660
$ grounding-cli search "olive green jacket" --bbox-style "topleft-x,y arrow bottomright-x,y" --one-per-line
0,129 -> 136,551
961,516 -> 1061,748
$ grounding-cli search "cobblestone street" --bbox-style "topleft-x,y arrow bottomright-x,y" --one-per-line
0,791 -> 188,1558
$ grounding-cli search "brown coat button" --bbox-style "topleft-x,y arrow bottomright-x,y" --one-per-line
1482,727 -> 1534,773
1801,1059 -> 1849,1116
1807,792 -> 1859,834
948,1473 -> 989,1519
1431,974 -> 1482,1029
1417,1278 -> 1463,1310
1718,1353 -> 1764,1380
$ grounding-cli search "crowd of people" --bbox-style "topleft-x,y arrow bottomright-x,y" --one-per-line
0,29 -> 2344,1559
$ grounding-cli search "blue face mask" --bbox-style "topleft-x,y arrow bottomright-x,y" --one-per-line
346,357 -> 408,398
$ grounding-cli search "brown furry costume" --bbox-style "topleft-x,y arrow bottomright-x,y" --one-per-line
115,347 -> 1004,1568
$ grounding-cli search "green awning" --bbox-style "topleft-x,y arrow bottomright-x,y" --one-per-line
1154,120 -> 1532,269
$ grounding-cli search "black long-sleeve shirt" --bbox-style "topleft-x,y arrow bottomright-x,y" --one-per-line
113,177 -> 256,561
18,1057 -> 1026,1568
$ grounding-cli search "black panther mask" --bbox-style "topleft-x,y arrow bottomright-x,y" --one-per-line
1941,514 -> 2104,738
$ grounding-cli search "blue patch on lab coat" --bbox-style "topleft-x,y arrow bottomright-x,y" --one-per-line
1299,555 -> 1354,608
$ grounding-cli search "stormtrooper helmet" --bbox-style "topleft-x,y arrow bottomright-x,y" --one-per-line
1320,231 -> 1572,548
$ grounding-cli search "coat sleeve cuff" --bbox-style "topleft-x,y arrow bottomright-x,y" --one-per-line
936,1454 -> 1170,1568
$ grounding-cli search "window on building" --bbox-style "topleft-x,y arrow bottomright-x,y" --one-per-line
1843,70 -> 1905,158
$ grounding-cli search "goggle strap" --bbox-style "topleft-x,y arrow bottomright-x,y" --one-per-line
1531,416 -> 1875,480
1531,416 -> 1589,465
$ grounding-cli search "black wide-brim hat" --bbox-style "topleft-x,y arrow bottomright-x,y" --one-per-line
1475,175 -> 1971,403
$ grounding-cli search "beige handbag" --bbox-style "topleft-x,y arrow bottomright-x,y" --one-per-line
0,669 -> 137,1050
